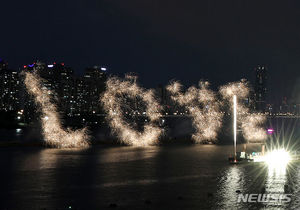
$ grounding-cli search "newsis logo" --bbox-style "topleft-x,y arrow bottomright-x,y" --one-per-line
237,193 -> 292,203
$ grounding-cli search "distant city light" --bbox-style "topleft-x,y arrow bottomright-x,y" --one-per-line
23,65 -> 27,68
267,128 -> 274,134
101,67 -> 107,71
48,64 -> 54,68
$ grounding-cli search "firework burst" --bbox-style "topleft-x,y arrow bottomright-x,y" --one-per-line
101,75 -> 162,146
24,71 -> 90,148
219,80 -> 267,143
166,80 -> 223,143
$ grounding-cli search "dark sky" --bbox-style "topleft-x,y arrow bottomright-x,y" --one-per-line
1,0 -> 300,103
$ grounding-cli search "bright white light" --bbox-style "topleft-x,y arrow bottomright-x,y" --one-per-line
233,95 -> 237,158
265,149 -> 291,170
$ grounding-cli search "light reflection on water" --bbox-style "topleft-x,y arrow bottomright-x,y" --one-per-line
0,144 -> 299,209
266,164 -> 287,194
214,160 -> 295,209
97,146 -> 160,163
289,165 -> 300,209
214,165 -> 247,209
263,163 -> 289,209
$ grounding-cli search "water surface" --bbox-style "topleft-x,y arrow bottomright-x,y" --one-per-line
0,144 -> 299,209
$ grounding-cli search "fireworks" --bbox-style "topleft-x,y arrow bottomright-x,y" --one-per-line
24,71 -> 90,148
24,69 -> 266,146
241,114 -> 266,142
219,80 -> 267,143
166,81 -> 223,143
101,75 -> 162,146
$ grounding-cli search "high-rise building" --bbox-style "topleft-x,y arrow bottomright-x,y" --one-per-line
22,61 -> 76,118
52,63 -> 75,116
0,59 -> 21,112
73,77 -> 85,115
83,66 -> 107,114
19,62 -> 108,123
254,65 -> 267,112
21,61 -> 46,122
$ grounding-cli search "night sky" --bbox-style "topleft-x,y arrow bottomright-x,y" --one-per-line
1,0 -> 300,104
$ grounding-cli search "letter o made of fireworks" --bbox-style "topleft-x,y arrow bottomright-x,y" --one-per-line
101,77 -> 162,146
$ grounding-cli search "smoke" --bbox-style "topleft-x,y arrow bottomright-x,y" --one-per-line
166,81 -> 223,143
219,80 -> 267,143
101,75 -> 162,146
24,71 -> 90,148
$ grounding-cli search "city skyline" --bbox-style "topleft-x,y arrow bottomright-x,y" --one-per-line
0,58 -> 299,126
0,57 -> 299,106
1,57 -> 299,104
1,1 -> 300,105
